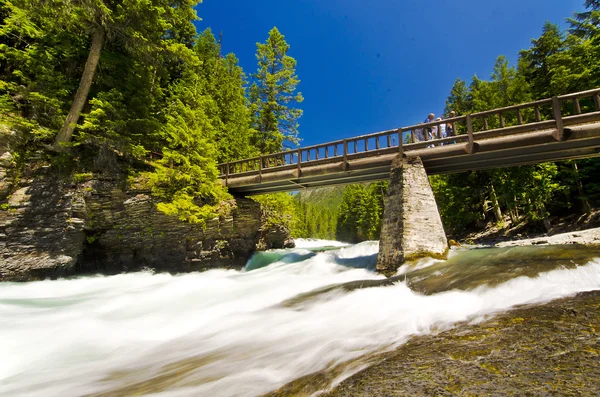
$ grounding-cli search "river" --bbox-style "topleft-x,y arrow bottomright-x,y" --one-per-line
1,240 -> 600,397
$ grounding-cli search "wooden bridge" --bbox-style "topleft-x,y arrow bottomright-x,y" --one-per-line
218,88 -> 600,196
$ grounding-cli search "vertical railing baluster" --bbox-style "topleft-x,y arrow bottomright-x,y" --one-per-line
552,96 -> 565,141
225,163 -> 230,186
573,98 -> 582,114
387,134 -> 391,147
517,109 -> 523,125
297,148 -> 302,177
258,156 -> 263,182
334,144 -> 338,157
483,116 -> 488,131
467,114 -> 475,154
307,149 -> 310,161
411,130 -> 416,144
594,94 -> 600,111
343,139 -> 348,171
534,106 -> 541,122
354,140 -> 358,153
499,112 -> 505,128
365,138 -> 369,151
376,136 -> 380,149
325,145 -> 329,158
316,147 -> 319,160
397,128 -> 403,155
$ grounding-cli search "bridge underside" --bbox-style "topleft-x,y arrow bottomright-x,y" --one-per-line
225,123 -> 600,195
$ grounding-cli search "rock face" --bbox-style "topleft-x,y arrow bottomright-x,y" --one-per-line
0,168 -> 87,281
257,223 -> 295,251
377,155 -> 448,275
78,178 -> 263,275
1,160 -> 293,282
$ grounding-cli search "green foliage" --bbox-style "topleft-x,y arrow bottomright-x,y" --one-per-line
293,186 -> 344,239
0,0 -> 284,225
436,2 -> 600,233
336,182 -> 387,243
249,27 -> 303,153
251,193 -> 296,229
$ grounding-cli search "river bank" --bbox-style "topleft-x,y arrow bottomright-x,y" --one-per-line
458,209 -> 600,247
319,289 -> 600,397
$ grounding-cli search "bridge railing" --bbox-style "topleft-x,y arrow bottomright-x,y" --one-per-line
218,87 -> 600,179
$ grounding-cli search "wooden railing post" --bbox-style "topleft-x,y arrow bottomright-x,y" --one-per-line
552,96 -> 567,141
573,98 -> 582,114
225,163 -> 230,186
466,114 -> 477,154
258,156 -> 263,183
343,139 -> 349,171
297,149 -> 302,177
397,128 -> 403,156
534,106 -> 541,122
594,94 -> 600,111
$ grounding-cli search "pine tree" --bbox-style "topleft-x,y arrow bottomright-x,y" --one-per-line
568,0 -> 600,39
518,22 -> 565,98
250,27 -> 303,154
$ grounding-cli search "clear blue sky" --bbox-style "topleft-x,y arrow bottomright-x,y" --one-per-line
195,0 -> 584,147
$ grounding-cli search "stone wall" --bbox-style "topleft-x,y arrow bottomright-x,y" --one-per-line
0,153 -> 292,282
377,155 -> 448,276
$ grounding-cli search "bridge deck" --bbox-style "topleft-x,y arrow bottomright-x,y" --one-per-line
218,88 -> 600,195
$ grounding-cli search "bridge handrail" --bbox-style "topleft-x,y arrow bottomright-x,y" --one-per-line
218,87 -> 600,177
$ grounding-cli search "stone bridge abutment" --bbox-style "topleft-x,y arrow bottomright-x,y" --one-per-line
376,155 -> 448,276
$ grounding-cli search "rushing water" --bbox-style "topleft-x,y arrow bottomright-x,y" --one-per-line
1,240 -> 600,397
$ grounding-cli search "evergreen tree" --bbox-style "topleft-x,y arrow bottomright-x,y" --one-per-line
568,0 -> 600,39
518,22 -> 565,98
194,29 -> 258,162
444,78 -> 472,116
249,27 -> 303,154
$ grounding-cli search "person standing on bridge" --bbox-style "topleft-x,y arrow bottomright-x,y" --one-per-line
436,117 -> 446,144
424,113 -> 435,146
445,111 -> 457,145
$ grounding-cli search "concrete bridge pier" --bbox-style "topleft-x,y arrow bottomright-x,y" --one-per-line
376,155 -> 448,276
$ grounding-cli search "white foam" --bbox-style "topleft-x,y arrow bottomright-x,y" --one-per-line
293,238 -> 350,249
1,248 -> 599,397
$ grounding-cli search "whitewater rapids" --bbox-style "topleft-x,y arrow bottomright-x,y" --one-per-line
1,239 -> 600,397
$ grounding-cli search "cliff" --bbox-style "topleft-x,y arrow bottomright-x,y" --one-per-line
0,144 -> 293,282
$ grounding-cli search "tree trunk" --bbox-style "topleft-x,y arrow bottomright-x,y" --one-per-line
490,184 -> 503,223
55,27 -> 104,147
572,161 -> 592,214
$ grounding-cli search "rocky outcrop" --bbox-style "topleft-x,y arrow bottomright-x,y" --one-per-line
377,155 -> 448,275
0,167 -> 87,281
1,159 -> 294,282
257,223 -> 295,251
77,177 -> 263,275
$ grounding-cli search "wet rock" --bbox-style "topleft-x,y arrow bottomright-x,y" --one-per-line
257,223 -> 295,250
319,291 -> 600,397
